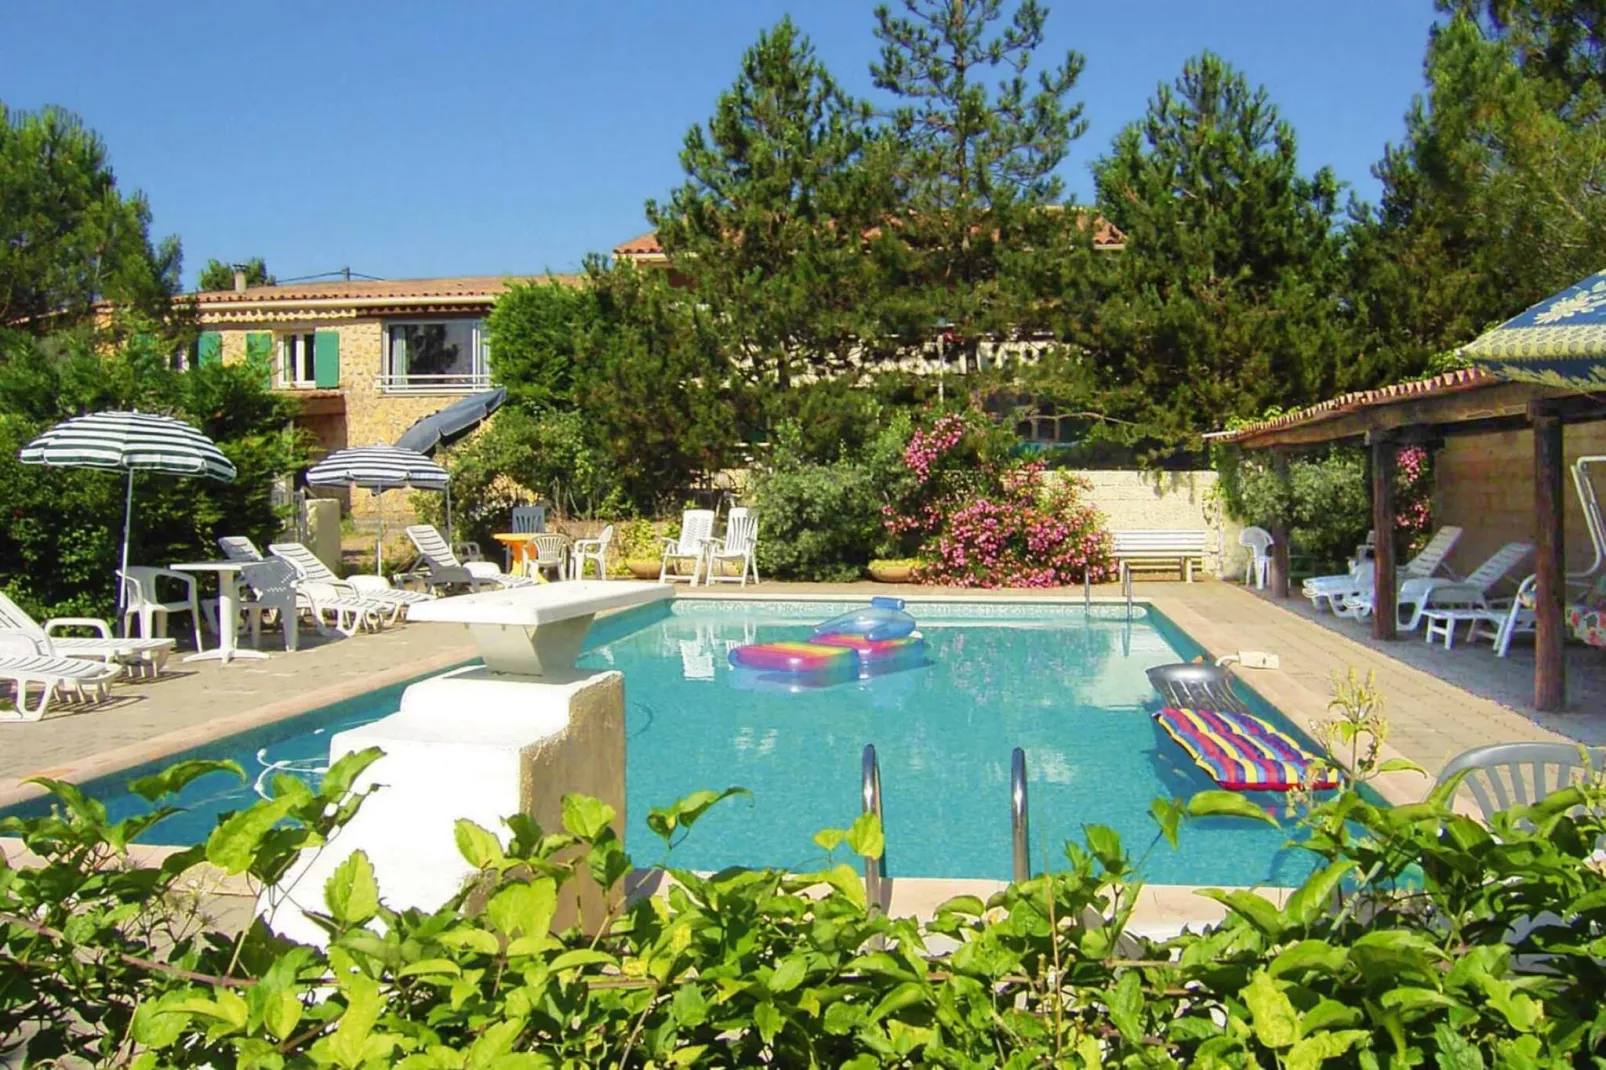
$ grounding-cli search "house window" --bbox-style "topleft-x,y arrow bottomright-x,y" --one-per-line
280,333 -> 317,387
383,320 -> 488,393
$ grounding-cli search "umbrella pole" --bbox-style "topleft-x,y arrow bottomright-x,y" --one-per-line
446,483 -> 453,545
118,468 -> 135,637
376,491 -> 385,577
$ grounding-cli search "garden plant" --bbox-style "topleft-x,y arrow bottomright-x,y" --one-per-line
4,677 -> 1603,1066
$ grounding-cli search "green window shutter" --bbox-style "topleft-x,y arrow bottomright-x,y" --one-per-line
197,331 -> 222,368
313,331 -> 340,388
246,332 -> 274,389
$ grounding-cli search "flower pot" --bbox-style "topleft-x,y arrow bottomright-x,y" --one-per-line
625,559 -> 662,580
869,563 -> 916,583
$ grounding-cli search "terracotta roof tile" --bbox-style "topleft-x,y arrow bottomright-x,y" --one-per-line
1208,368 -> 1500,443
191,274 -> 582,304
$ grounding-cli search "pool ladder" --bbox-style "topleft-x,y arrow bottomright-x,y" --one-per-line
1086,571 -> 1136,619
1011,747 -> 1031,883
861,744 -> 885,915
860,743 -> 1032,896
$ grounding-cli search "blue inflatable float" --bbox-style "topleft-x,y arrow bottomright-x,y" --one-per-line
727,597 -> 927,688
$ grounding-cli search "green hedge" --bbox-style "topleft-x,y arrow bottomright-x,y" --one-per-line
4,737 -> 1605,1066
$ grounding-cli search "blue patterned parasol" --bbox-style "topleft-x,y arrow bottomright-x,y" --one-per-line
1461,270 -> 1606,387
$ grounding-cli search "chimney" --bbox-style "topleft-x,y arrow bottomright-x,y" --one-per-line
233,269 -> 248,293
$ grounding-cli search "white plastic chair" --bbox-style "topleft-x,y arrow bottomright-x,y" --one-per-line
1238,526 -> 1272,589
705,508 -> 759,587
570,525 -> 614,581
1435,742 -> 1606,823
238,559 -> 302,651
511,505 -> 546,533
1343,541 -> 1534,631
528,533 -> 571,581
1304,526 -> 1463,613
119,567 -> 205,651
217,536 -> 264,562
660,510 -> 715,585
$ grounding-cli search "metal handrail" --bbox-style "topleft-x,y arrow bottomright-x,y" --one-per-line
1122,566 -> 1134,617
862,743 -> 885,913
1084,572 -> 1091,610
1011,747 -> 1030,883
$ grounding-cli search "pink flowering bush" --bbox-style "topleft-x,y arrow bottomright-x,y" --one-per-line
1395,445 -> 1433,547
882,411 -> 1115,588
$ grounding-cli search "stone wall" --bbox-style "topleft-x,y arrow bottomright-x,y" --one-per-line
1433,423 -> 1606,577
1049,469 -> 1243,579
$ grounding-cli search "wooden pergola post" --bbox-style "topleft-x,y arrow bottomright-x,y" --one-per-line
1268,450 -> 1292,599
1532,402 -> 1566,711
1369,432 -> 1397,641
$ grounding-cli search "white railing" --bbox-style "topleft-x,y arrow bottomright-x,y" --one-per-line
378,372 -> 492,395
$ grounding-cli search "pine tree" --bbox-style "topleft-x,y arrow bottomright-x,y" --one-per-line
646,18 -> 885,389
0,105 -> 181,330
1066,53 -> 1349,447
1349,13 -> 1606,377
869,0 -> 1091,359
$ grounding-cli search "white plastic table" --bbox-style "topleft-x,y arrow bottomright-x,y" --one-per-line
169,560 -> 270,664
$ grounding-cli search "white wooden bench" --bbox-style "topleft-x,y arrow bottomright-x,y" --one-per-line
1112,530 -> 1209,584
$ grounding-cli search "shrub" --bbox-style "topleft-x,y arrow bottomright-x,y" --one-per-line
415,407 -> 624,552
5,716 -> 1606,1066
0,323 -> 307,619
883,411 -> 1116,587
751,414 -> 913,581
1215,445 -> 1434,573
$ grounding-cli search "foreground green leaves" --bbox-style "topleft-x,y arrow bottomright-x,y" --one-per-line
4,753 -> 1606,1066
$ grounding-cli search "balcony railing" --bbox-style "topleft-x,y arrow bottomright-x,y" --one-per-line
377,372 -> 492,395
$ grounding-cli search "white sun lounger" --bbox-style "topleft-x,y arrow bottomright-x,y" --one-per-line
1340,540 -> 1533,631
405,524 -> 538,592
269,541 -> 434,624
1302,526 -> 1463,613
0,589 -> 174,677
0,634 -> 123,721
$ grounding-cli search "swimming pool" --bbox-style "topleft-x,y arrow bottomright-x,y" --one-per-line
1,599 -> 1323,886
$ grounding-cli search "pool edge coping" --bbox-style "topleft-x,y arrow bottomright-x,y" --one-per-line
0,641 -> 477,809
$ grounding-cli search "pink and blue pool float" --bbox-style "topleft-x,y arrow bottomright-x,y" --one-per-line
728,597 -> 927,687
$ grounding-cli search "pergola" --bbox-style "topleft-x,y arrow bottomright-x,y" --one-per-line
1209,368 -> 1606,711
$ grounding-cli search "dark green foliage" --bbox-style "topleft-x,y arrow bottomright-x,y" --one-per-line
0,322 -> 307,619
485,278 -> 589,409
870,0 -> 1092,357
0,105 -> 181,330
1067,53 -> 1351,449
6,745 -> 1606,1064
1348,12 -> 1606,382
414,407 -> 623,549
196,257 -> 273,291
752,414 -> 913,580
648,18 -> 888,386
573,260 -> 738,513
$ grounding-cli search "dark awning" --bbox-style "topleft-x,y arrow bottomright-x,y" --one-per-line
393,387 -> 507,454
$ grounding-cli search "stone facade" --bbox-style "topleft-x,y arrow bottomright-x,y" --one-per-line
209,315 -> 489,524
1434,423 -> 1606,577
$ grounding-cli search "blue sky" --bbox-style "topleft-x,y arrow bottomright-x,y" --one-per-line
2,1 -> 1440,288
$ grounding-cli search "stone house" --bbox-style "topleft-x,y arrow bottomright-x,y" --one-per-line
190,273 -> 578,520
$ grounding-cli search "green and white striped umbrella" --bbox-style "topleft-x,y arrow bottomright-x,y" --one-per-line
20,411 -> 237,628
306,445 -> 447,574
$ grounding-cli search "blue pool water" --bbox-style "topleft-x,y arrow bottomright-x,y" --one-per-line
1,600 -> 1324,886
